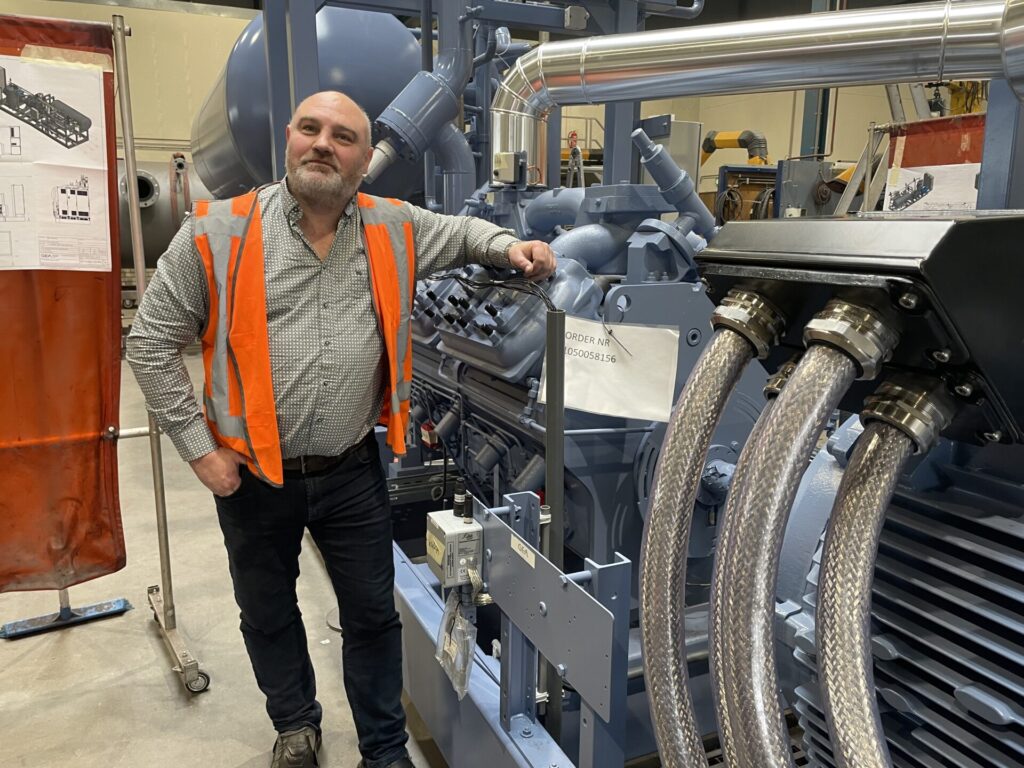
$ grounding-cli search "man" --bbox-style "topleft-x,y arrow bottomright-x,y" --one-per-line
127,90 -> 555,768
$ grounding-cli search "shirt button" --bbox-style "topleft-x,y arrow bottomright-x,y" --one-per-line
322,381 -> 329,387
315,417 -> 324,424
322,302 -> 329,309
324,340 -> 330,347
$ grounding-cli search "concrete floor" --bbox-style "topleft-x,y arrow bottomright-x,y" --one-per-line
0,352 -> 444,768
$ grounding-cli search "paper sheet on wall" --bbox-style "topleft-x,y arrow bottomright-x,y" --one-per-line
538,315 -> 679,423
0,54 -> 110,271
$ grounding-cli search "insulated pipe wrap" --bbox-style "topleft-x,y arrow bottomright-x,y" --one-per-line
640,328 -> 756,768
818,422 -> 915,768
714,344 -> 857,767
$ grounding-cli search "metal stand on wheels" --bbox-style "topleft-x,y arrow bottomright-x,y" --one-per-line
112,14 -> 209,695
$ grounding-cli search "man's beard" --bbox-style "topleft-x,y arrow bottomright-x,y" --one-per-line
286,157 -> 362,206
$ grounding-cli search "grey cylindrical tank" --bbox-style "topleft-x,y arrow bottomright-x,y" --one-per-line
191,7 -> 422,200
117,157 -> 211,271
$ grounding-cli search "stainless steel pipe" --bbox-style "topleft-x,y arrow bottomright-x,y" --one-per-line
493,1 -> 1011,185
817,379 -> 954,768
641,290 -> 783,768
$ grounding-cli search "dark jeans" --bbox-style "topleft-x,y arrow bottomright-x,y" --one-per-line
215,432 -> 408,768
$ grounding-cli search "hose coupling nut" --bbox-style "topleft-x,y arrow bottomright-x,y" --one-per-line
764,357 -> 800,399
711,289 -> 785,359
862,375 -> 955,453
804,300 -> 899,380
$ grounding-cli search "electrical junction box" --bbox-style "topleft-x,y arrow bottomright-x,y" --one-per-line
426,510 -> 483,588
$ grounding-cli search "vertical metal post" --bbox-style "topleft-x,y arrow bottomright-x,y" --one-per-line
499,496 -> 540,732
577,554 -> 630,768
800,0 -> 832,157
263,0 -> 320,180
602,0 -> 641,185
547,106 -> 562,188
113,14 -> 177,630
543,308 -> 565,741
421,0 -> 434,72
977,79 -> 1024,209
885,84 -> 907,124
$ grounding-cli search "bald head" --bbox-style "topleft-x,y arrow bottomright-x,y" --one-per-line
284,90 -> 374,212
289,91 -> 372,148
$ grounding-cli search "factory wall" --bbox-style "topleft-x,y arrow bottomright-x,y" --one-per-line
2,0 -> 251,162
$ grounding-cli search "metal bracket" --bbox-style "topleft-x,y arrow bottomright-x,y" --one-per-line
477,493 -> 630,723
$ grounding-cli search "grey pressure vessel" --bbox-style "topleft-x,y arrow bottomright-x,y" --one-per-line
191,7 -> 422,200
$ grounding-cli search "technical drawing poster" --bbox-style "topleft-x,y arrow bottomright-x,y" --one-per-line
0,53 -> 109,271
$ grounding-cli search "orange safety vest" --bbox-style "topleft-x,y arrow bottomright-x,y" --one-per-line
192,188 -> 415,486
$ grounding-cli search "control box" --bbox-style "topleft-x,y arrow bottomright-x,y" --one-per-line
426,509 -> 483,588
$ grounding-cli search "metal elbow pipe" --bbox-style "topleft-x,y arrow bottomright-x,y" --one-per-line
366,1 -> 475,184
640,289 -> 784,768
711,299 -> 899,766
492,0 -> 1014,184
817,377 -> 954,768
632,128 -> 716,240
523,187 -> 586,237
433,121 -> 476,214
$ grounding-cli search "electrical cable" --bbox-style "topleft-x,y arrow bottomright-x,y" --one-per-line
430,271 -> 557,311
714,187 -> 743,224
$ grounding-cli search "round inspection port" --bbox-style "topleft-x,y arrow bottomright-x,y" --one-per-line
120,170 -> 160,209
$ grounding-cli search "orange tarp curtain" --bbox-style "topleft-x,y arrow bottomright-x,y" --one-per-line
0,16 -> 124,592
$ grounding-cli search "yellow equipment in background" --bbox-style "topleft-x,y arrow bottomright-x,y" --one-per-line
700,129 -> 771,166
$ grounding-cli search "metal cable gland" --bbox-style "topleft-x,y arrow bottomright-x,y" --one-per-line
764,357 -> 799,400
711,289 -> 786,359
803,300 -> 899,380
862,376 -> 956,454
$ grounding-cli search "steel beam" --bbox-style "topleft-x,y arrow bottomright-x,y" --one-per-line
977,79 -> 1024,209
263,0 -> 320,179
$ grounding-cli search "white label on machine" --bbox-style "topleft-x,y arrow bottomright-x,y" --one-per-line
426,530 -> 444,568
538,315 -> 679,423
511,533 -> 536,568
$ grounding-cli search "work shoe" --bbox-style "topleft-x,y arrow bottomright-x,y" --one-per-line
356,758 -> 413,768
271,726 -> 321,768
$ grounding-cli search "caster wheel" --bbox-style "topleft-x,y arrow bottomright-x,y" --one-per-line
186,670 -> 211,693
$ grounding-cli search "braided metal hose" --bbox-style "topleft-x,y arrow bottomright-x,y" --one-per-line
709,397 -> 775,768
818,422 -> 913,768
709,358 -> 794,768
640,328 -> 754,768
818,378 -> 954,768
716,344 -> 857,767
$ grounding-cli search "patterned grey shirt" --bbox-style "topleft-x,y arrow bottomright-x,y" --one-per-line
126,180 -> 518,462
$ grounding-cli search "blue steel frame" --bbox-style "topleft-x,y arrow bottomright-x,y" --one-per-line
393,490 -> 631,768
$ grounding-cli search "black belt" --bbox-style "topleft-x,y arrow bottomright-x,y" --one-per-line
282,433 -> 369,476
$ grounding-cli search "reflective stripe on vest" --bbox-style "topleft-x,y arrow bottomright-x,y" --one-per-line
194,191 -> 284,486
358,192 -> 415,455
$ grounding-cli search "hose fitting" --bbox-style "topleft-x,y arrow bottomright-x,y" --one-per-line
804,300 -> 899,380
862,375 -> 956,454
711,289 -> 786,359
764,356 -> 799,399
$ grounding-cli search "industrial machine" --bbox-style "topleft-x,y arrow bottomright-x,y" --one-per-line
175,0 -> 1024,766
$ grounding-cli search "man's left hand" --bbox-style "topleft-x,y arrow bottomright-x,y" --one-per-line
507,241 -> 557,282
